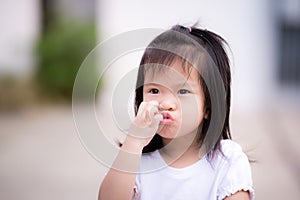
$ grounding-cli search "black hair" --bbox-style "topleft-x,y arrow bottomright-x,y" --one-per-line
135,25 -> 232,158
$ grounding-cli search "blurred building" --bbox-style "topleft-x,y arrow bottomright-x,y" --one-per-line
1,0 -> 298,109
0,0 -> 40,78
0,0 -> 95,79
96,0 -> 300,112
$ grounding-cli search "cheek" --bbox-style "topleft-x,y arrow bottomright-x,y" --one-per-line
180,96 -> 205,125
143,93 -> 154,101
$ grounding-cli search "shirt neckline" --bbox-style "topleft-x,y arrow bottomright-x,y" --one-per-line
153,150 -> 208,178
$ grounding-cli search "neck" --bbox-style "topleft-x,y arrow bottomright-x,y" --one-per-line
159,131 -> 205,167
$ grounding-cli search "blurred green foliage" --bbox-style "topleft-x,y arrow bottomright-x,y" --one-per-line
0,76 -> 38,111
35,19 -> 99,101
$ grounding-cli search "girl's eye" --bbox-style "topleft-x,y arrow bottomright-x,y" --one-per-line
149,88 -> 160,94
178,89 -> 190,94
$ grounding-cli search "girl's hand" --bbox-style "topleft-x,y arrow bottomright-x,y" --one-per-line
127,101 -> 163,148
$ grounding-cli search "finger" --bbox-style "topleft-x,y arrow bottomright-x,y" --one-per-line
150,113 -> 163,128
135,101 -> 159,127
154,113 -> 163,122
136,102 -> 147,117
149,104 -> 159,118
143,102 -> 158,122
136,102 -> 151,124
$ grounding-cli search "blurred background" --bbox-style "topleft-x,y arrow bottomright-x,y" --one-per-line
0,0 -> 300,199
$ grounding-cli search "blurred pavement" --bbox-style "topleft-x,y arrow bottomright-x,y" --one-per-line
0,105 -> 300,199
0,105 -> 105,200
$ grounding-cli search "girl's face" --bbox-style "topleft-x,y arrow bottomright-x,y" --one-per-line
143,62 -> 206,139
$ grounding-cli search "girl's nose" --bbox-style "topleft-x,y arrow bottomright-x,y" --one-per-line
159,99 -> 177,111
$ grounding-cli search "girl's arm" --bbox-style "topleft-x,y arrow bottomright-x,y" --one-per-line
223,191 -> 251,200
98,101 -> 162,200
98,136 -> 144,200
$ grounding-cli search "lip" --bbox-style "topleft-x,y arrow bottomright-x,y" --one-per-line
160,112 -> 174,125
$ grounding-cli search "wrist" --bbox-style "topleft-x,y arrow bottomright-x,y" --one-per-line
121,136 -> 145,154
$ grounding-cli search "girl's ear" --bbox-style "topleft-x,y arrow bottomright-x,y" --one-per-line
204,112 -> 209,119
204,108 -> 209,119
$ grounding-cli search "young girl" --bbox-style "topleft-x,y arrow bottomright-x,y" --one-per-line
99,25 -> 254,200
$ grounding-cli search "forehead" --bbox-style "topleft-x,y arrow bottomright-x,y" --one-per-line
144,61 -> 200,87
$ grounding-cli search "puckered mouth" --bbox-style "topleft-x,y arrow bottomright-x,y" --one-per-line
160,111 -> 174,125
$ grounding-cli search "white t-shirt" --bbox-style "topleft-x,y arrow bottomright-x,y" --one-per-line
133,139 -> 254,200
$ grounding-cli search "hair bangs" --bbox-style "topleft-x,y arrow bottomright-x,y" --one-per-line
141,46 -> 204,81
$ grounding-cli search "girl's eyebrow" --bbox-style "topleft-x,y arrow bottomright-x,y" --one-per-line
143,83 -> 161,87
144,82 -> 197,88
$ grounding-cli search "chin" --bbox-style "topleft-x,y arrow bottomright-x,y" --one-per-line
157,128 -> 176,139
157,129 -> 180,139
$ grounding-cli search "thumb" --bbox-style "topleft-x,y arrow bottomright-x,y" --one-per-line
151,113 -> 163,128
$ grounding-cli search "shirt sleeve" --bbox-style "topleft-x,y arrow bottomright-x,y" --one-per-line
132,173 -> 141,200
217,141 -> 255,200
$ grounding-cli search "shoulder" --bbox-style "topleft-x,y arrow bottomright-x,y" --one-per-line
217,139 -> 251,170
220,139 -> 243,155
218,139 -> 248,163
209,139 -> 249,172
216,140 -> 254,200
